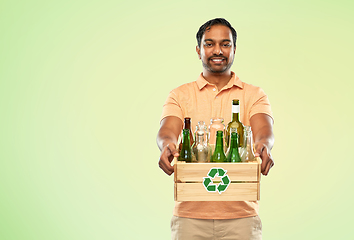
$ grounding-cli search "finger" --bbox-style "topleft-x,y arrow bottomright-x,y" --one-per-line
260,147 -> 270,174
167,144 -> 180,158
165,166 -> 174,175
254,143 -> 264,157
259,146 -> 267,168
262,154 -> 274,176
162,152 -> 175,173
159,143 -> 179,176
262,160 -> 272,176
159,158 -> 174,175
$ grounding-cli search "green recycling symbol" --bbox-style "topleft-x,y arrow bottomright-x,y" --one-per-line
203,168 -> 230,194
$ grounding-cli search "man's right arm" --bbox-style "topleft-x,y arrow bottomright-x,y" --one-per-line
156,116 -> 183,176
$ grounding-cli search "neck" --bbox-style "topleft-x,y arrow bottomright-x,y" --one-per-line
232,112 -> 239,122
202,70 -> 232,91
215,136 -> 224,150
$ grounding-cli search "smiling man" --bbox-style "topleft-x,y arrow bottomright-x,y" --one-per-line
157,18 -> 274,240
198,24 -> 235,76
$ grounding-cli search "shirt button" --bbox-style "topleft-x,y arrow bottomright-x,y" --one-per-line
213,88 -> 216,91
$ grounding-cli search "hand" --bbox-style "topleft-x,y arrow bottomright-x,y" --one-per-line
254,142 -> 274,176
158,143 -> 179,176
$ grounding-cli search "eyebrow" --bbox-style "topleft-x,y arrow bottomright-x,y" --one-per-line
204,39 -> 231,43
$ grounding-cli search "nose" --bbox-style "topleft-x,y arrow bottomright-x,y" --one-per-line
213,44 -> 223,55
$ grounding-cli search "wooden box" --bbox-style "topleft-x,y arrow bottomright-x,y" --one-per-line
174,158 -> 261,201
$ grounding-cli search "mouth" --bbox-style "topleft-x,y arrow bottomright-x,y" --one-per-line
210,57 -> 226,64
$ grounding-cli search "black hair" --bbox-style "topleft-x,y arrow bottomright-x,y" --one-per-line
196,18 -> 237,48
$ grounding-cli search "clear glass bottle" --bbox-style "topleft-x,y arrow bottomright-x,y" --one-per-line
211,131 -> 227,162
208,118 -> 225,153
192,131 -> 211,163
178,129 -> 193,162
225,99 -> 244,149
240,126 -> 255,162
226,132 -> 242,162
195,121 -> 208,142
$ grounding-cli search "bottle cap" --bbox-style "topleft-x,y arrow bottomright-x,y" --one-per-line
232,99 -> 240,105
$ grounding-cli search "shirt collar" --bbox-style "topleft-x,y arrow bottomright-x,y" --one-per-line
196,71 -> 244,90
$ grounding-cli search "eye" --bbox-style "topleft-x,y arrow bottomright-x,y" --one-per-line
223,43 -> 231,47
204,43 -> 213,47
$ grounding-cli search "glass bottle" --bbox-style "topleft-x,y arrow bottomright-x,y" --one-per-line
178,129 -> 193,162
225,99 -> 244,149
226,132 -> 242,162
211,131 -> 227,162
208,118 -> 225,153
240,126 -> 256,162
195,121 -> 208,142
192,131 -> 211,162
179,117 -> 194,150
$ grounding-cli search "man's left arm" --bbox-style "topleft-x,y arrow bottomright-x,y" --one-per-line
250,113 -> 274,176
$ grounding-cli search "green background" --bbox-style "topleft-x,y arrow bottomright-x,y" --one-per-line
1,0 -> 353,239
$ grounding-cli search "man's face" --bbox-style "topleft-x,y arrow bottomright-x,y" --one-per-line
196,24 -> 236,74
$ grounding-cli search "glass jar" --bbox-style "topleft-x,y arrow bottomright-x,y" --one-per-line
208,118 -> 225,153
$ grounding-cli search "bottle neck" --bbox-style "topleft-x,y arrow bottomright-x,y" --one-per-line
232,113 -> 240,122
184,120 -> 191,130
231,105 -> 240,122
182,130 -> 191,146
245,132 -> 253,148
196,134 -> 205,144
230,136 -> 239,150
215,135 -> 224,151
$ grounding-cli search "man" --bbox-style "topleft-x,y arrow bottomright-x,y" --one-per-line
157,18 -> 274,240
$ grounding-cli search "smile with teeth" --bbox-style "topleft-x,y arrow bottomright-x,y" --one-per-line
211,58 -> 225,63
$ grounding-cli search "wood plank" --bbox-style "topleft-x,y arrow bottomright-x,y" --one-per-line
174,158 -> 177,183
175,160 -> 260,182
174,182 -> 177,201
257,158 -> 261,180
175,182 -> 259,201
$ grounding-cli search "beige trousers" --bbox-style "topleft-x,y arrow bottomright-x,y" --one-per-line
171,215 -> 262,240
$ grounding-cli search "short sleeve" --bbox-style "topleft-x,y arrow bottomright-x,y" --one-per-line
160,90 -> 184,123
249,87 -> 274,122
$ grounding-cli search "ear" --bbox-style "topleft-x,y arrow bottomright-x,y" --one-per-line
233,45 -> 236,54
196,45 -> 201,59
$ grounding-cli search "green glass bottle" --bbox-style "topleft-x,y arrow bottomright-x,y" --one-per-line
178,129 -> 192,162
226,132 -> 242,162
225,99 -> 244,149
178,117 -> 194,150
211,131 -> 227,162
